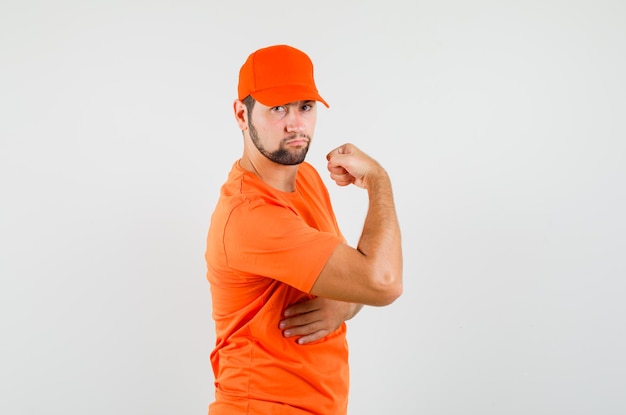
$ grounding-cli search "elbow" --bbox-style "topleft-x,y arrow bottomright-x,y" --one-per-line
369,271 -> 403,307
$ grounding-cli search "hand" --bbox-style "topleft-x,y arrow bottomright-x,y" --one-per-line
279,297 -> 362,345
326,143 -> 384,189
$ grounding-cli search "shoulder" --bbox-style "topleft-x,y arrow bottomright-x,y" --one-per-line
296,161 -> 331,199
298,161 -> 321,177
297,161 -> 326,186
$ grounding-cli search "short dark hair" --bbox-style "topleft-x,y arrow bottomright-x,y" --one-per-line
242,95 -> 255,115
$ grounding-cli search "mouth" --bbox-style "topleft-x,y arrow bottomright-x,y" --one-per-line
284,135 -> 310,147
286,139 -> 308,147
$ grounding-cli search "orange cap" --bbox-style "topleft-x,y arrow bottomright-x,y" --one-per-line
238,45 -> 329,108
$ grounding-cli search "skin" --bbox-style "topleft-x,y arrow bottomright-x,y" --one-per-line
233,98 -> 402,344
280,297 -> 362,345
235,99 -> 317,192
311,143 -> 403,306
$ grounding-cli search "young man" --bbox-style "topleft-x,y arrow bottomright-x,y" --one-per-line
205,44 -> 402,415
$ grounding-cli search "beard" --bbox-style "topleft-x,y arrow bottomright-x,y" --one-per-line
248,119 -> 311,166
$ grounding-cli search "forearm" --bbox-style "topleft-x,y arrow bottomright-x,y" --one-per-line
314,143 -> 403,305
358,168 -> 403,288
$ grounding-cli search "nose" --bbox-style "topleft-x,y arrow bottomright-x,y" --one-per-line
285,109 -> 305,133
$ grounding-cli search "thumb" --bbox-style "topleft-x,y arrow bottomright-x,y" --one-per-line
326,143 -> 351,161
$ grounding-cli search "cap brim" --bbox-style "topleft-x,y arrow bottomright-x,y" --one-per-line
251,85 -> 329,108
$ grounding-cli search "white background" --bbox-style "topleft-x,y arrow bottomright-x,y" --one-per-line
2,1 -> 625,414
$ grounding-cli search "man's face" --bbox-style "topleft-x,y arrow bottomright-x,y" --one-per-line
247,100 -> 317,166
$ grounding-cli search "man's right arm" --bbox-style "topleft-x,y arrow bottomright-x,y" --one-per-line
309,143 -> 403,306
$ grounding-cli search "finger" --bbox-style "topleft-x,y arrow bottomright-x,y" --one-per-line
328,163 -> 352,184
283,298 -> 320,317
330,174 -> 354,186
326,143 -> 353,160
282,320 -> 324,337
327,154 -> 357,186
293,330 -> 330,345
282,322 -> 329,344
327,165 -> 348,175
326,149 -> 350,168
326,145 -> 344,160
279,314 -> 314,330
329,171 -> 354,182
280,303 -> 325,328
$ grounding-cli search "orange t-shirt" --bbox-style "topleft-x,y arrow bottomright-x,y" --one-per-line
205,161 -> 348,415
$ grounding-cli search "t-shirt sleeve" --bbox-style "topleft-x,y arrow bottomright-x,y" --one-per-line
222,200 -> 343,293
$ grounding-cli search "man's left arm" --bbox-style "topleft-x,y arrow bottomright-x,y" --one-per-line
279,297 -> 363,345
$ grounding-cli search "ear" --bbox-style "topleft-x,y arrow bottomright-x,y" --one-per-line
233,99 -> 248,131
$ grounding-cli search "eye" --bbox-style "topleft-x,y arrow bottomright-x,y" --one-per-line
271,105 -> 286,113
301,101 -> 315,111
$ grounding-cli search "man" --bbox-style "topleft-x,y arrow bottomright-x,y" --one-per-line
205,44 -> 402,415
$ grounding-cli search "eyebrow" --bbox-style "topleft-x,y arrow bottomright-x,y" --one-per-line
285,100 -> 315,106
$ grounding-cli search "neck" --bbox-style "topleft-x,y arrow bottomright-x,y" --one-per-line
239,153 -> 299,192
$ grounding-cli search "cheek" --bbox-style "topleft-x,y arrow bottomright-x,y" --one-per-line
307,117 -> 316,136
309,113 -> 317,130
252,116 -> 279,136
257,124 -> 283,141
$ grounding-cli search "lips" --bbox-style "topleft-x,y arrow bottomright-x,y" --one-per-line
285,134 -> 310,146
287,139 -> 308,146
